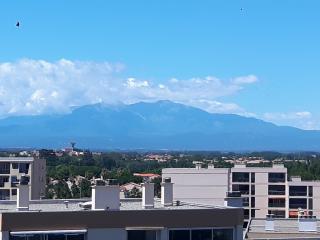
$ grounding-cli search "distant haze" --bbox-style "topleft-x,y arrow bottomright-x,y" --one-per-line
0,100 -> 319,151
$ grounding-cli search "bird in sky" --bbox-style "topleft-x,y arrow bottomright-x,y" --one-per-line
16,21 -> 20,28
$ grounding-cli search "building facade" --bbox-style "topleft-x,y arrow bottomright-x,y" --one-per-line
163,164 -> 320,227
0,157 -> 46,200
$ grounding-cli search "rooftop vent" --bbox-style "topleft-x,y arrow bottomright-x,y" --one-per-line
299,216 -> 317,232
265,214 -> 275,231
207,163 -> 215,169
142,182 -> 154,209
92,179 -> 120,210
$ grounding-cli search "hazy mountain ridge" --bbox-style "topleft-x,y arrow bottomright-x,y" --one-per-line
0,100 -> 319,151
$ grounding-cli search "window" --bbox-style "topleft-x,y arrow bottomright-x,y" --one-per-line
268,185 -> 285,195
232,172 -> 249,182
268,173 -> 285,183
0,162 -> 10,174
12,163 -> 18,169
11,176 -> 18,187
289,198 -> 307,209
251,210 -> 256,218
244,209 -> 250,219
251,185 -> 255,195
309,199 -> 313,210
268,198 -> 285,208
0,189 -> 10,200
212,229 -> 233,240
169,230 -> 190,240
191,229 -> 212,240
289,186 -> 307,196
243,197 -> 249,207
0,176 -> 9,187
251,173 -> 255,183
19,163 -> 30,174
12,189 -> 17,196
309,186 -> 313,197
268,210 -> 285,218
232,184 -> 249,195
127,230 -> 157,240
251,197 -> 255,208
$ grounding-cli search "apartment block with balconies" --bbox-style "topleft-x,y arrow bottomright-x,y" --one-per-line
0,157 -> 46,200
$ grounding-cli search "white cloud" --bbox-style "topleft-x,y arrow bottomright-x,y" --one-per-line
0,59 -> 258,117
262,111 -> 320,130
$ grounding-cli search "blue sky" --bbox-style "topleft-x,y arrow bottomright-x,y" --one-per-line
0,1 -> 319,129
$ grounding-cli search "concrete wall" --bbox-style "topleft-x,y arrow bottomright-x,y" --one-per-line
31,157 -> 46,200
162,168 -> 230,205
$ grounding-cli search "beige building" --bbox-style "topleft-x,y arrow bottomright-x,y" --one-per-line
163,163 -> 320,228
0,157 -> 46,200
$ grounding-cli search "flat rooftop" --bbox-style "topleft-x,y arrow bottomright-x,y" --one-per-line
0,198 -> 230,213
246,218 -> 320,239
0,157 -> 34,162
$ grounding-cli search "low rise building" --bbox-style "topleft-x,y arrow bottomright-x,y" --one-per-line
0,177 -> 244,240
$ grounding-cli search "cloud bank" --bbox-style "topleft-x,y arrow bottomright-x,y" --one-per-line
0,59 -> 257,117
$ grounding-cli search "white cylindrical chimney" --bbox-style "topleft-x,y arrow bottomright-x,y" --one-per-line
92,179 -> 120,210
17,175 -> 30,211
142,182 -> 154,209
161,177 -> 173,207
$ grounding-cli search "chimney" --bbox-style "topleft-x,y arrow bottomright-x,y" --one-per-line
207,163 -> 215,169
299,216 -> 317,232
161,177 -> 173,206
265,214 -> 275,231
17,175 -> 30,211
142,182 -> 154,209
224,191 -> 243,208
92,179 -> 120,210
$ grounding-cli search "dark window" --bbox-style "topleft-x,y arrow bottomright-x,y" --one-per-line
251,197 -> 255,208
251,210 -> 256,218
12,163 -> 18,169
268,185 -> 286,195
11,176 -> 18,187
0,162 -> 10,174
289,198 -> 307,209
232,172 -> 249,182
244,209 -> 250,219
268,198 -> 285,208
268,210 -> 285,218
268,173 -> 285,183
12,189 -> 17,196
289,186 -> 307,196
309,199 -> 313,210
19,163 -> 30,174
232,184 -> 249,195
191,229 -> 212,240
169,230 -> 190,240
309,186 -> 313,197
251,173 -> 255,183
127,230 -> 157,240
0,176 -> 9,187
212,229 -> 233,240
251,185 -> 255,195
0,189 -> 10,200
243,197 -> 249,207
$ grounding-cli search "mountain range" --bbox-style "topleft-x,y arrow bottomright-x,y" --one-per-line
0,100 -> 319,151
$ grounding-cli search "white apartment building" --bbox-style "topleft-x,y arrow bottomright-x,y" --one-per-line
0,177 -> 244,240
163,163 -> 320,227
0,157 -> 46,200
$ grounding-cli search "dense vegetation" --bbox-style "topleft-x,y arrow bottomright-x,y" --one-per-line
38,150 -> 320,199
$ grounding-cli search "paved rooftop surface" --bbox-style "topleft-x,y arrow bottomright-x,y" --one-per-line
0,198 -> 228,213
246,218 -> 320,239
